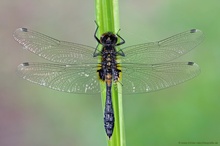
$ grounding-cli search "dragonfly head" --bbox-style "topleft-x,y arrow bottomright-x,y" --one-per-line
100,32 -> 118,46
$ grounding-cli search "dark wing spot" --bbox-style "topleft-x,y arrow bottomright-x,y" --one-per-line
187,62 -> 194,65
22,62 -> 29,66
21,28 -> 28,32
190,29 -> 197,33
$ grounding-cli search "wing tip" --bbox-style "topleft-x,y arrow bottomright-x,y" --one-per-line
187,62 -> 201,74
190,29 -> 203,34
13,28 -> 29,41
18,62 -> 30,68
187,62 -> 199,68
190,29 -> 197,33
20,28 -> 28,32
187,62 -> 194,65
14,28 -> 28,34
22,62 -> 30,66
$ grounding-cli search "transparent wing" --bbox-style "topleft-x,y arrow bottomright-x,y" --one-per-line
120,29 -> 204,64
13,28 -> 97,64
121,62 -> 200,94
17,62 -> 101,94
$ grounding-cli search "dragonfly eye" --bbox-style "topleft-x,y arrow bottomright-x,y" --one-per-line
100,33 -> 118,45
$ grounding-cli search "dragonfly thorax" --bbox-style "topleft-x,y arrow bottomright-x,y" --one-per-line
100,32 -> 118,46
99,50 -> 120,81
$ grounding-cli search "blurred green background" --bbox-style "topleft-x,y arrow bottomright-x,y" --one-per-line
1,0 -> 219,146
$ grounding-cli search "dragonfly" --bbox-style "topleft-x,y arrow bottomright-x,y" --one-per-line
13,22 -> 204,138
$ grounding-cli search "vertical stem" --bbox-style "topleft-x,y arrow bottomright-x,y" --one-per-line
95,0 -> 126,146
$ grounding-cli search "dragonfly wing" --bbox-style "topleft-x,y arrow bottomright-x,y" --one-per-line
13,28 -> 97,64
120,62 -> 200,94
17,62 -> 101,94
120,29 -> 204,64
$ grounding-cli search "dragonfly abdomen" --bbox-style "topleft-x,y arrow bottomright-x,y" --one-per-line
104,81 -> 114,138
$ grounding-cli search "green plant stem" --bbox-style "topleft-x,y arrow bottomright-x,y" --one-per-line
95,0 -> 126,146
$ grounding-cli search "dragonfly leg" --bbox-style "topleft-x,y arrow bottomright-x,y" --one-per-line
94,21 -> 101,44
93,44 -> 101,57
93,21 -> 102,57
115,29 -> 125,56
115,29 -> 125,46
